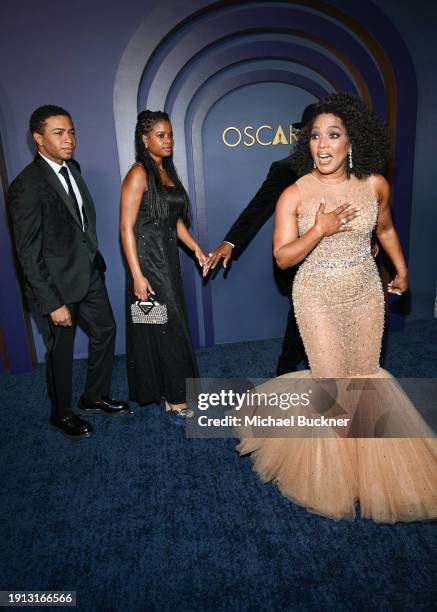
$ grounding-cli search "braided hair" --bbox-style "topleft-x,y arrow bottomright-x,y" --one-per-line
135,110 -> 192,226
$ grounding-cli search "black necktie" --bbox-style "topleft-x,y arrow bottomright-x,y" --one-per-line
59,166 -> 87,230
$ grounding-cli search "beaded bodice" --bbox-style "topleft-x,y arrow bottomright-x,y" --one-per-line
296,173 -> 378,265
292,172 -> 383,378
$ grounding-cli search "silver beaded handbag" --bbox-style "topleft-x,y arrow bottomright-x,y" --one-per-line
131,297 -> 168,324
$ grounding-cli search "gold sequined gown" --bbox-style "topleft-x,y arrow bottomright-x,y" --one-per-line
237,173 -> 437,523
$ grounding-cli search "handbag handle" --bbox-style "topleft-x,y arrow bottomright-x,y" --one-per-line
136,293 -> 161,315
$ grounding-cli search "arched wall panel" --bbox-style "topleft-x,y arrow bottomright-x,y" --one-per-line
187,70 -> 329,344
114,0 -> 417,345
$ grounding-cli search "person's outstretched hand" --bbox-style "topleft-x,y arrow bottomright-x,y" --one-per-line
203,242 -> 233,276
194,247 -> 208,268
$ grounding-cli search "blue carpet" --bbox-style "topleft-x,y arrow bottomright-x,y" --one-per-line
0,320 -> 436,611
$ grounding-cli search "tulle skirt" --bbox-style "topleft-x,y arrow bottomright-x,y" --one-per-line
237,370 -> 437,523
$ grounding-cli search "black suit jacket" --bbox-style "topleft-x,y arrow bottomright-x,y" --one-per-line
7,155 -> 105,315
224,155 -> 297,258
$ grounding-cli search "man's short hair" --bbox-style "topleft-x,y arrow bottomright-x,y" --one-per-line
29,105 -> 72,135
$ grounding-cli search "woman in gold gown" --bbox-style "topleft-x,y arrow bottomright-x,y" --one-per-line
237,93 -> 437,523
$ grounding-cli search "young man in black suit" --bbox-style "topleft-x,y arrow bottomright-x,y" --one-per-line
7,105 -> 129,439
204,105 -> 315,375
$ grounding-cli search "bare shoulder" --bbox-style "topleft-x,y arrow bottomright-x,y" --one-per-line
370,173 -> 390,201
276,183 -> 301,213
123,162 -> 148,191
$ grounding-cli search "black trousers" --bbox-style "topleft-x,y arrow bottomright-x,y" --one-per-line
276,300 -> 306,375
45,266 -> 116,419
275,265 -> 307,375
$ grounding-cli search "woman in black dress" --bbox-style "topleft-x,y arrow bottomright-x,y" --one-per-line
120,110 -> 206,416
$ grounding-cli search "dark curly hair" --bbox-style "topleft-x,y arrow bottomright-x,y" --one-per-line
291,92 -> 390,179
135,110 -> 191,226
29,105 -> 71,134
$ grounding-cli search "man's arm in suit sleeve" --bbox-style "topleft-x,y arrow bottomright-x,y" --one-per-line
224,160 -> 296,258
7,175 -> 64,315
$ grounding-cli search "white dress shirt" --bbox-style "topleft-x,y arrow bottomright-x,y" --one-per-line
38,152 -> 85,229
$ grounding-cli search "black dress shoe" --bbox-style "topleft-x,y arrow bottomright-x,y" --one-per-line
50,414 -> 93,439
78,395 -> 130,416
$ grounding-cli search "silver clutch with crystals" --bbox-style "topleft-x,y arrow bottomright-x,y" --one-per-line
131,298 -> 168,324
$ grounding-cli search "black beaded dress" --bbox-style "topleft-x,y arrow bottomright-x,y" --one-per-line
126,185 -> 199,405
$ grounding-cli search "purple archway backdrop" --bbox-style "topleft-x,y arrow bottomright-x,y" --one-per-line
2,0 -> 435,372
